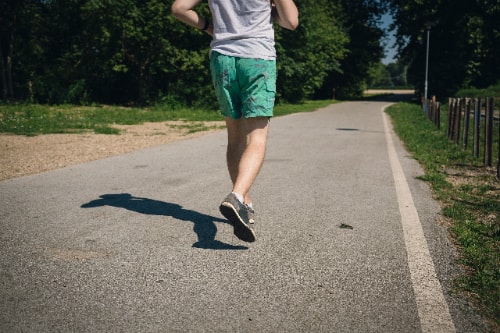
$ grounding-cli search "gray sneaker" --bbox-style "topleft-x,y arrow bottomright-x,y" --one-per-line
219,193 -> 256,243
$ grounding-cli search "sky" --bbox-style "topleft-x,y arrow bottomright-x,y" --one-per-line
380,13 -> 397,64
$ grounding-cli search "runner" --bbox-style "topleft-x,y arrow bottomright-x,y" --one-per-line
171,0 -> 299,242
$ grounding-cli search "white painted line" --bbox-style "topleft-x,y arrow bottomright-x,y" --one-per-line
382,108 -> 456,333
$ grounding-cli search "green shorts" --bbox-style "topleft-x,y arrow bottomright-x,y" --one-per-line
210,51 -> 276,119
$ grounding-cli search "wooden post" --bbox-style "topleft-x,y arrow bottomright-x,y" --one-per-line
436,101 -> 441,129
497,102 -> 500,178
452,98 -> 458,139
428,99 -> 433,121
447,98 -> 453,138
484,97 -> 493,166
454,98 -> 462,144
429,96 -> 434,123
430,96 -> 436,126
498,117 -> 500,179
473,98 -> 481,159
426,99 -> 431,120
462,98 -> 471,149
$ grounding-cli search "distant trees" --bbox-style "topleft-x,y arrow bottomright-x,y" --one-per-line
383,0 -> 500,98
1,0 -> 387,105
368,61 -> 408,88
316,0 -> 386,99
3,0 -> 497,105
0,0 -> 24,100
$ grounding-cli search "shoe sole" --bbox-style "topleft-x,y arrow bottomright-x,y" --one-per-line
219,202 -> 256,243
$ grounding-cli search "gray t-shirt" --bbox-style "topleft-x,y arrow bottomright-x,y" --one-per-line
208,0 -> 276,60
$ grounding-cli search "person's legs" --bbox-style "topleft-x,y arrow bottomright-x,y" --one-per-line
225,116 -> 269,205
212,54 -> 275,242
220,115 -> 268,242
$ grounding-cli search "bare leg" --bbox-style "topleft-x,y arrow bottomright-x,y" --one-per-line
225,116 -> 269,205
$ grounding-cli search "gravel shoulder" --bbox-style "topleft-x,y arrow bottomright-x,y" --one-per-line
0,121 -> 225,181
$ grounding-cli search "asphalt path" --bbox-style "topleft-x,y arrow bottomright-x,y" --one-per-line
0,98 -> 487,332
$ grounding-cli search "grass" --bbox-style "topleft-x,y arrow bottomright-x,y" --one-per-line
385,102 -> 499,330
0,100 -> 334,136
167,122 -> 225,134
456,82 -> 500,100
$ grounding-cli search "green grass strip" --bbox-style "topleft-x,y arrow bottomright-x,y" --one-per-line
386,102 -> 499,328
0,100 -> 334,136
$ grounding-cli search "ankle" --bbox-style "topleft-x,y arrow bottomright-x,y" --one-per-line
232,192 -> 244,204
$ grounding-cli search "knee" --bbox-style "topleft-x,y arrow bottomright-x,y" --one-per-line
247,134 -> 267,148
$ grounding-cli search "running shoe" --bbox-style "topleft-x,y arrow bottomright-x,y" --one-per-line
219,193 -> 256,243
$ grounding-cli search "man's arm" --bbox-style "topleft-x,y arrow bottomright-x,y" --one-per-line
171,0 -> 213,35
271,0 -> 299,30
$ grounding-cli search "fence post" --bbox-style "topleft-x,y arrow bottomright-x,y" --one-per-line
426,99 -> 431,120
462,98 -> 471,149
497,103 -> 500,178
454,98 -> 462,144
450,98 -> 460,141
484,97 -> 493,166
436,101 -> 441,129
473,98 -> 481,159
430,96 -> 435,123
447,98 -> 453,138
428,98 -> 433,121
452,98 -> 462,143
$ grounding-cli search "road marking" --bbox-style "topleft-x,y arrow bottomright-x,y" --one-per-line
382,108 -> 456,333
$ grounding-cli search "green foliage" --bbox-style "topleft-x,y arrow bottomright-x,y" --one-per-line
1,0 -> 215,105
276,0 -> 348,102
386,62 -> 408,87
0,99 -> 334,136
4,0 -> 497,105
368,61 -> 410,89
368,62 -> 393,88
455,82 -> 500,98
384,0 -> 500,97
317,0 -> 387,99
386,102 -> 500,328
0,0 -> 385,106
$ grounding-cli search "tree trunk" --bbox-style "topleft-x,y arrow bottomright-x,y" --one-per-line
6,30 -> 15,98
0,36 -> 8,99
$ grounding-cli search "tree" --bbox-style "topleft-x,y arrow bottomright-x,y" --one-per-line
0,0 -> 386,106
384,0 -> 500,97
0,0 -> 25,99
316,0 -> 386,99
386,61 -> 407,87
275,0 -> 348,103
368,62 -> 393,88
78,0 -> 211,105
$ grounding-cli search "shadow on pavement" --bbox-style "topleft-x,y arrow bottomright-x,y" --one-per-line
81,193 -> 247,250
370,93 -> 418,103
363,89 -> 418,103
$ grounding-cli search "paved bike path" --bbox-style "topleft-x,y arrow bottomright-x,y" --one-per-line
0,101 -> 486,332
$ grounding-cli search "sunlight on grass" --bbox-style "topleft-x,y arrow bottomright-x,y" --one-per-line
386,102 -> 499,326
0,100 -> 335,136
